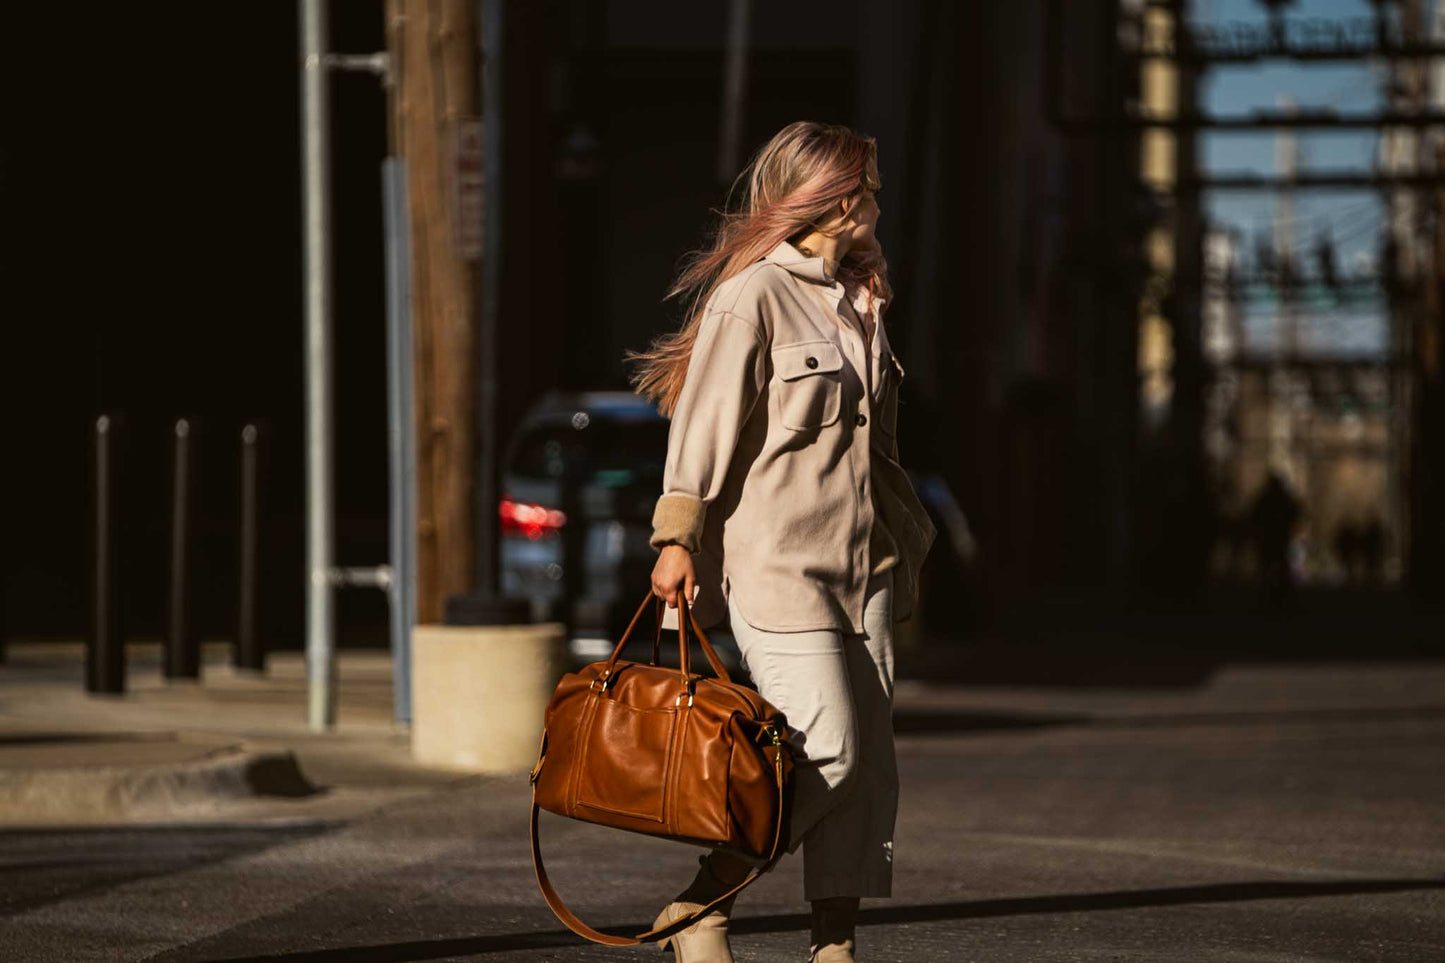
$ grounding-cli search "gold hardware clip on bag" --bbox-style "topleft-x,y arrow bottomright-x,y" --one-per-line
529,588 -> 795,946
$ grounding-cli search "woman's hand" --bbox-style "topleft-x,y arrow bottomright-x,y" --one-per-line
651,544 -> 698,609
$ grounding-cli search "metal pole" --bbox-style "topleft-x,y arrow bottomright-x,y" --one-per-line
383,157 -> 416,724
166,417 -> 200,680
717,0 -> 752,185
88,413 -> 126,694
302,0 -> 337,730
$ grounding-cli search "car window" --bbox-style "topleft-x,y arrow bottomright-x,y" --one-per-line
508,421 -> 668,486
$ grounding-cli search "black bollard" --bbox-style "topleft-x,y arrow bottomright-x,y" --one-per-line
235,421 -> 269,672
0,548 -> 7,665
88,413 -> 127,694
165,417 -> 201,680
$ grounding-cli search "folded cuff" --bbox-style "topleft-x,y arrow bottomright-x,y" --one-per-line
650,493 -> 707,554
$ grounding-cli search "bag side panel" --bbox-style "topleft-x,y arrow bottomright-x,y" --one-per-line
726,726 -> 788,857
533,673 -> 597,817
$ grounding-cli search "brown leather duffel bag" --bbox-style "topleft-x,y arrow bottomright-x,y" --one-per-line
529,588 -> 794,946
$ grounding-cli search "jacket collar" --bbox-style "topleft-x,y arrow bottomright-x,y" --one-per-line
762,238 -> 836,285
763,239 -> 891,318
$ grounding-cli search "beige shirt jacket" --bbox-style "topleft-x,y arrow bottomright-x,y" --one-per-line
650,238 -> 937,635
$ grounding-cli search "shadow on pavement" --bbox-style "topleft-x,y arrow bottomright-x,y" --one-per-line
892,708 -> 1090,734
199,876 -> 1445,961
902,586 -> 1445,688
891,702 -> 1445,735
0,824 -> 340,918
898,646 -> 1225,688
0,732 -> 181,746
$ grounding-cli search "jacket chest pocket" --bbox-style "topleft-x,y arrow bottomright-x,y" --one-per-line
772,340 -> 843,430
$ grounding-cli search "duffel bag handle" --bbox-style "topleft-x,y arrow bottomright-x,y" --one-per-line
601,587 -> 731,684
529,724 -> 788,947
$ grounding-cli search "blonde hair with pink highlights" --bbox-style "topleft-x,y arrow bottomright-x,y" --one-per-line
625,121 -> 892,418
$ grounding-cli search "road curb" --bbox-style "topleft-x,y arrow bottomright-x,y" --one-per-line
0,744 -> 320,826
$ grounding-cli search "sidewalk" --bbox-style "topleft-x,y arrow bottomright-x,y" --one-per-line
4,645 -> 1442,961
6,627 -> 1444,829
0,642 -> 472,827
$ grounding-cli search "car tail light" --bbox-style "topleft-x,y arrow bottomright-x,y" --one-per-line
500,496 -> 567,540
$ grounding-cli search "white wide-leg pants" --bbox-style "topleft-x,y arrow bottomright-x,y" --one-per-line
726,570 -> 898,901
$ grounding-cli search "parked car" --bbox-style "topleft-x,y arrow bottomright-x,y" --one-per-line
500,391 -> 982,675
499,390 -> 747,677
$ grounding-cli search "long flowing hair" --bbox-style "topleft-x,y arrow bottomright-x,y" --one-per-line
625,121 -> 892,418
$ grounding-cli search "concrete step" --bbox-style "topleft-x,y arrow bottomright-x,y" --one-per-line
0,737 -> 319,826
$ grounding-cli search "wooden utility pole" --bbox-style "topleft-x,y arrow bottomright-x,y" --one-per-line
385,0 -> 481,623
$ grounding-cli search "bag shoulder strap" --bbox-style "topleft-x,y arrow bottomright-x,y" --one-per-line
528,729 -> 788,947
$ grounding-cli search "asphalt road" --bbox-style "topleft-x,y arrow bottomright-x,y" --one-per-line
3,660 -> 1443,962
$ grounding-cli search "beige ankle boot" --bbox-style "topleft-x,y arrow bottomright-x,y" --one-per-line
653,853 -> 744,962
809,897 -> 859,962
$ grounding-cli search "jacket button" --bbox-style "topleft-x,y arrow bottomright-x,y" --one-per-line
805,356 -> 818,369
855,412 -> 867,427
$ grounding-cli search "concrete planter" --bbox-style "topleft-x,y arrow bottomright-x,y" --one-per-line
410,622 -> 567,773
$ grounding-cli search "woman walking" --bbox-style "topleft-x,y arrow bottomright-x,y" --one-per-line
626,121 -> 937,962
